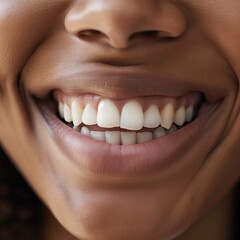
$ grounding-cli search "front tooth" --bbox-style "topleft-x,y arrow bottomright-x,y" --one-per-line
143,105 -> 161,128
58,102 -> 64,118
137,132 -> 153,143
97,99 -> 120,128
161,103 -> 174,129
174,106 -> 185,126
105,131 -> 121,144
90,131 -> 105,142
153,126 -> 167,139
186,106 -> 194,122
82,104 -> 97,125
71,100 -> 83,127
121,132 -> 137,145
120,100 -> 144,130
81,126 -> 90,136
63,103 -> 72,123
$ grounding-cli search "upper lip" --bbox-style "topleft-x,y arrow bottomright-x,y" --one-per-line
21,32 -> 230,101
24,63 -> 213,100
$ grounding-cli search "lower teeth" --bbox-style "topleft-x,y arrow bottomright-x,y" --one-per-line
70,124 -> 179,145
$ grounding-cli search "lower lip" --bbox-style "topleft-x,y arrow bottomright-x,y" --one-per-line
38,100 -> 220,176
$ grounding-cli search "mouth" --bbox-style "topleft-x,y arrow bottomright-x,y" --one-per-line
24,63 -> 223,176
33,84 -> 221,176
53,90 -> 202,145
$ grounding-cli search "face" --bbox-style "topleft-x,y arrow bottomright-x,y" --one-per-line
0,0 -> 239,239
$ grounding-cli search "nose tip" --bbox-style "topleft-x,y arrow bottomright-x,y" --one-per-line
65,1 -> 188,49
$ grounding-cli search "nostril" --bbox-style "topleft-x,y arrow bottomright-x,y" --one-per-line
142,31 -> 161,37
77,29 -> 106,41
79,29 -> 102,36
129,30 -> 174,41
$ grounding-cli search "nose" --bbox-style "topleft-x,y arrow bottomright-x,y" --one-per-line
65,0 -> 188,49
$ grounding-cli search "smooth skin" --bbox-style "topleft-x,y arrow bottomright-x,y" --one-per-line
0,0 -> 239,240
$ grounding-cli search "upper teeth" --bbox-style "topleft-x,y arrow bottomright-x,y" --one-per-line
58,98 -> 195,131
120,100 -> 144,130
97,99 -> 120,128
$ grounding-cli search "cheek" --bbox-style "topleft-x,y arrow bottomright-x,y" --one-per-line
186,0 -> 240,82
0,0 -> 69,78
0,0 -> 70,185
0,0 -> 69,147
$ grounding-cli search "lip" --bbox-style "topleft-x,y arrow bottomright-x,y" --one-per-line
24,62 -> 224,176
36,97 -> 221,176
25,63 -> 224,102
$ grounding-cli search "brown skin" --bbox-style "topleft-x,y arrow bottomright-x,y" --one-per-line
0,0 -> 239,239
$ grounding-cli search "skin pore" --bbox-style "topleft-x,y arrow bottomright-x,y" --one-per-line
0,0 -> 239,240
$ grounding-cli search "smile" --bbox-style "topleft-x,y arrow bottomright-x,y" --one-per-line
54,91 -> 202,145
34,84 -> 220,176
25,63 -> 223,176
